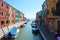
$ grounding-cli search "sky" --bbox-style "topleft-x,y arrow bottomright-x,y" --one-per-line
4,0 -> 45,19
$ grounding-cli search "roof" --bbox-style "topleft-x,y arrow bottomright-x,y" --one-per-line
36,10 -> 42,16
1,0 -> 22,13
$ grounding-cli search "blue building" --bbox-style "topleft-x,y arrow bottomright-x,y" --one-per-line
16,10 -> 19,22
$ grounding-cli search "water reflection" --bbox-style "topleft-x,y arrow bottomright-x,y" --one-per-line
1,37 -> 15,40
32,30 -> 39,36
2,19 -> 43,40
20,24 -> 25,28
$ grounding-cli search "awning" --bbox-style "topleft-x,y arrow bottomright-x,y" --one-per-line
46,18 -> 55,20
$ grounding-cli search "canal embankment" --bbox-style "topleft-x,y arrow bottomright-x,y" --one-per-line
37,24 -> 57,40
0,21 -> 27,40
14,19 -> 43,40
1,19 -> 43,40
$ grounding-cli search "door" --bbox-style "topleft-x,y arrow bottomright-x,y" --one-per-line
57,21 -> 60,35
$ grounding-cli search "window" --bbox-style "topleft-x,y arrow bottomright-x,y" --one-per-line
46,10 -> 49,15
0,12 -> 3,16
1,12 -> 3,16
12,15 -> 14,17
52,7 -> 55,14
16,20 -> 18,22
1,21 -> 4,25
46,0 -> 49,5
6,20 -> 10,24
6,6 -> 9,8
6,13 -> 10,17
2,3 -> 3,7
16,15 -> 18,17
38,16 -> 41,18
12,20 -> 14,22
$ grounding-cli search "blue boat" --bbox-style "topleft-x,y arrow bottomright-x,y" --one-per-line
5,27 -> 19,38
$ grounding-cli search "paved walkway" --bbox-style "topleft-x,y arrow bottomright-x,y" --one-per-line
37,24 -> 57,40
0,28 -> 4,40
0,21 -> 27,40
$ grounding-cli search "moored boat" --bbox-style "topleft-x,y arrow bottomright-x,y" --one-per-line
5,27 -> 19,38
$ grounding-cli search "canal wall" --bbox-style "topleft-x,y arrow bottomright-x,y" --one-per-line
0,21 -> 27,40
37,26 -> 47,40
37,25 -> 57,40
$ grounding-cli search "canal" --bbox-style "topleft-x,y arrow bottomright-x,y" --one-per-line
14,19 -> 43,40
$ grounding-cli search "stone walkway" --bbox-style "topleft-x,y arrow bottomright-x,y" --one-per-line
37,24 -> 57,40
0,21 -> 27,40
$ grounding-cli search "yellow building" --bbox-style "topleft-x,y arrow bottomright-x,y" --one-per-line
46,0 -> 57,32
8,6 -> 13,25
47,0 -> 56,18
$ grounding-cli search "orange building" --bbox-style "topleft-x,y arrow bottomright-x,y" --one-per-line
12,8 -> 16,24
46,0 -> 56,32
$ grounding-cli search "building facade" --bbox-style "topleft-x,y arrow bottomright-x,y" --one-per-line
0,0 -> 9,28
36,11 -> 42,25
16,10 -> 19,22
8,6 -> 13,26
46,0 -> 56,32
19,12 -> 24,21
0,0 -> 26,30
56,0 -> 60,36
35,0 -> 60,39
12,8 -> 16,24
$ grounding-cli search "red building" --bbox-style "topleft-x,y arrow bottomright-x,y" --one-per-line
0,0 -> 9,28
36,10 -> 42,25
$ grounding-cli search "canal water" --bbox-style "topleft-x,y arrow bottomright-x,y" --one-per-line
14,19 -> 43,40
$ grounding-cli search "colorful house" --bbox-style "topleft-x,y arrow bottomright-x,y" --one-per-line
42,4 -> 44,26
45,0 -> 56,32
16,10 -> 19,22
56,0 -> 60,36
8,6 -> 13,26
19,12 -> 24,21
8,6 -> 17,25
12,8 -> 16,24
42,1 -> 47,26
0,0 -> 9,28
36,10 -> 42,25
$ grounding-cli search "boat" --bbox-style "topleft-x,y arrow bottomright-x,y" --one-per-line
31,21 -> 37,28
31,20 -> 39,32
5,27 -> 19,38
